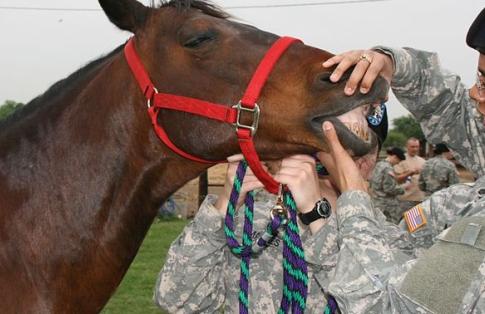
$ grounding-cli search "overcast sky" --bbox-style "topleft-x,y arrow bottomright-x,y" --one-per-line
0,0 -> 483,124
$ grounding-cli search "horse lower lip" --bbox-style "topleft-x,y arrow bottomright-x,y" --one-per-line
312,117 -> 377,157
312,106 -> 371,143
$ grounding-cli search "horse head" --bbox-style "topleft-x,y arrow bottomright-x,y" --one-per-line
99,0 -> 388,163
0,2 -> 389,312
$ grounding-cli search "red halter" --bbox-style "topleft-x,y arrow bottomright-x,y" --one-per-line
124,36 -> 301,194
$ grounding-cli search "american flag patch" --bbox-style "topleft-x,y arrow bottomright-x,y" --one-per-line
404,205 -> 427,233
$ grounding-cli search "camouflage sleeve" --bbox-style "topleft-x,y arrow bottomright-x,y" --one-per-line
153,194 -> 227,313
382,171 -> 405,196
448,165 -> 460,186
373,46 -> 485,177
329,190 -> 402,312
329,191 -> 432,313
418,169 -> 426,192
399,183 -> 475,251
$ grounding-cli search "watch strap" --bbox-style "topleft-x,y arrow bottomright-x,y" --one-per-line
298,198 -> 331,225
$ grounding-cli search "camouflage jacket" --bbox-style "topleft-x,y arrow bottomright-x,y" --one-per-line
329,190 -> 485,314
374,46 -> 485,178
418,155 -> 460,195
328,47 -> 485,313
400,176 -> 485,251
154,192 -> 414,313
369,160 -> 405,198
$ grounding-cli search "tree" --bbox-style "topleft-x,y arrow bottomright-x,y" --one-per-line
382,115 -> 425,149
383,130 -> 407,148
392,115 -> 425,140
0,100 -> 24,121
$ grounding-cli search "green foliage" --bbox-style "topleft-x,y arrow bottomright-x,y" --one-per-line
383,130 -> 407,148
102,219 -> 188,314
392,115 -> 424,140
383,115 -> 424,148
0,100 -> 24,121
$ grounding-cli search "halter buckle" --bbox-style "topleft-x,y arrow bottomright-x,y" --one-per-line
232,101 -> 260,136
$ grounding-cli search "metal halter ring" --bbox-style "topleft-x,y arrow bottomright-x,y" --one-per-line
359,53 -> 373,64
147,87 -> 159,108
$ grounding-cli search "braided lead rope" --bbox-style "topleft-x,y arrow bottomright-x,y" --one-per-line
223,160 -> 254,313
280,189 -> 308,314
323,295 -> 339,314
252,214 -> 287,254
224,160 -> 309,313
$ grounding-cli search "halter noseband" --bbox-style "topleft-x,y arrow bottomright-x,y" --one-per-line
124,36 -> 301,194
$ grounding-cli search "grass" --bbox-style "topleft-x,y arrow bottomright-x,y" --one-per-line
102,218 -> 188,314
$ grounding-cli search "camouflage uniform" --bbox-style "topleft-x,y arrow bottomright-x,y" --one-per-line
373,46 -> 485,178
369,160 -> 405,223
327,47 -> 485,312
370,46 -> 484,248
418,155 -> 460,196
329,190 -> 485,313
154,192 -> 414,313
401,178 -> 484,252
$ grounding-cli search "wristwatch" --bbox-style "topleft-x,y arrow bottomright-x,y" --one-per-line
298,198 -> 331,225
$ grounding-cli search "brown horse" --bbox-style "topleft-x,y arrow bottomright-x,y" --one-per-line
0,0 -> 388,312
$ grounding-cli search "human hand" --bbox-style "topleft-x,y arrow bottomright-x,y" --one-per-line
322,49 -> 394,95
274,155 -> 322,214
214,154 -> 265,214
317,122 -> 368,192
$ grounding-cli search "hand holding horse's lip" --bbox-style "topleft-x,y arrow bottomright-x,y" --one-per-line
310,102 -> 382,157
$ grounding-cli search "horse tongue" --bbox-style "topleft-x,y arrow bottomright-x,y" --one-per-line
336,105 -> 368,125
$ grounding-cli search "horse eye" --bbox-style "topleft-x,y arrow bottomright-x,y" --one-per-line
183,32 -> 215,48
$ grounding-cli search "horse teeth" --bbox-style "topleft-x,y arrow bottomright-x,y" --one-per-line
341,121 -> 369,142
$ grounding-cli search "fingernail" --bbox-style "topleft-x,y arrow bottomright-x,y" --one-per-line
360,87 -> 368,94
323,122 -> 332,131
322,61 -> 329,67
330,74 -> 338,82
345,87 -> 354,95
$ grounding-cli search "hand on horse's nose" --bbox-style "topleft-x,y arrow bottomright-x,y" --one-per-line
313,72 -> 335,90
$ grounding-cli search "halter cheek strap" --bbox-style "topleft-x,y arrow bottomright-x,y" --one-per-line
124,36 -> 301,194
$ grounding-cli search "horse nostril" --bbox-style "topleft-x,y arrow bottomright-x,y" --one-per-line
314,72 -> 334,89
318,72 -> 332,83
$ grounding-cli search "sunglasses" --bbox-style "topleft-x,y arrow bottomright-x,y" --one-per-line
477,69 -> 485,94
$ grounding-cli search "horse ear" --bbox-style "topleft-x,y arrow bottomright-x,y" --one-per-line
99,0 -> 150,33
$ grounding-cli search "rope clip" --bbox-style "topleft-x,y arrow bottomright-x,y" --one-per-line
270,184 -> 289,222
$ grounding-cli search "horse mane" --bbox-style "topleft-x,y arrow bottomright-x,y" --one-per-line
0,45 -> 124,130
0,0 -> 228,131
160,0 -> 230,19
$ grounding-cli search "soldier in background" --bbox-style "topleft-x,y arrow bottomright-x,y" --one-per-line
369,147 -> 406,223
394,138 -> 425,212
419,143 -> 459,196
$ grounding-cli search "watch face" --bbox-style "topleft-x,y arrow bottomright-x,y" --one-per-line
316,199 -> 331,218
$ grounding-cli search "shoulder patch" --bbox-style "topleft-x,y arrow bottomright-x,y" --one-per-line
404,205 -> 427,233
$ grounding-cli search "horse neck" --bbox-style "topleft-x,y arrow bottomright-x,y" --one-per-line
0,50 -> 209,312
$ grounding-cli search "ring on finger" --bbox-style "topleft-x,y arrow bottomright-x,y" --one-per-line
358,53 -> 373,64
